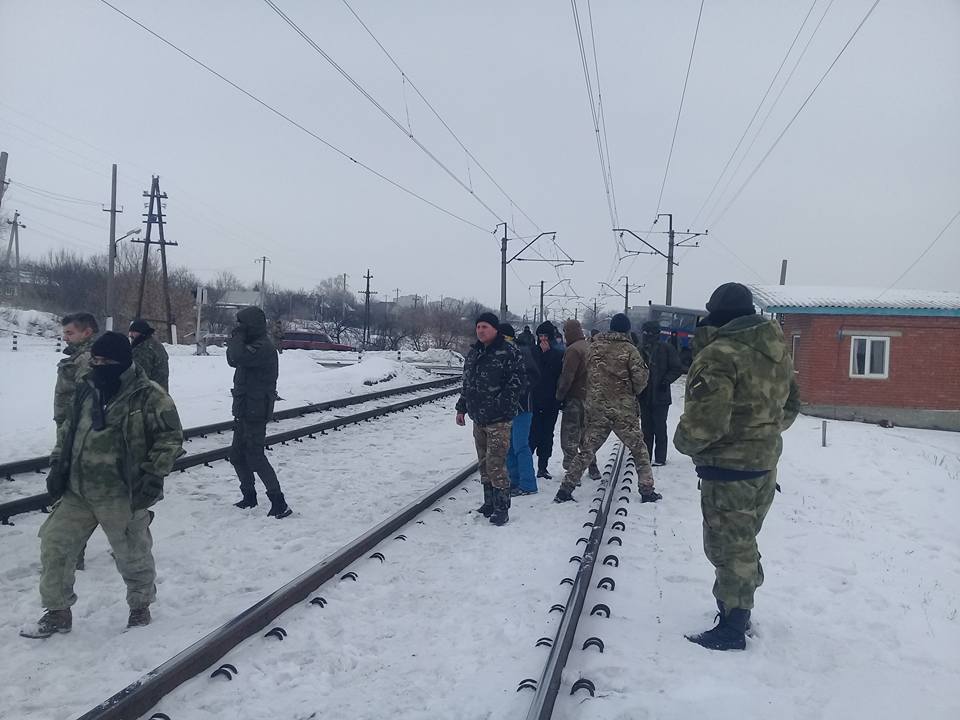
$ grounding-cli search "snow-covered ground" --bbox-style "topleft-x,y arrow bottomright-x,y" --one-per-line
0,334 -> 438,460
1,380 -> 958,720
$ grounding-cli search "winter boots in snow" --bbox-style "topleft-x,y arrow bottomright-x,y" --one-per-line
477,484 -> 495,517
127,606 -> 151,628
537,466 -> 552,480
267,492 -> 292,519
234,489 -> 257,509
489,488 -> 510,526
20,608 -> 72,638
685,607 -> 750,651
553,487 -> 574,503
587,463 -> 602,481
640,489 -> 662,503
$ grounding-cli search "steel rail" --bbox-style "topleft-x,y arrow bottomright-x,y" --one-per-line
74,461 -> 479,720
524,443 -> 629,719
0,377 -> 459,479
0,387 -> 459,524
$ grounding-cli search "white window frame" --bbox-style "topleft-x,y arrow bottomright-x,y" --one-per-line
849,336 -> 890,379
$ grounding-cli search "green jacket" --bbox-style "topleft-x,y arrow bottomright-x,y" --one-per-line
131,333 -> 170,391
585,332 -> 649,413
54,338 -> 94,434
674,315 -> 800,472
50,364 -> 183,509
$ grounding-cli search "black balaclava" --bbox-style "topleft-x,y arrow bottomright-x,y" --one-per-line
90,331 -> 134,403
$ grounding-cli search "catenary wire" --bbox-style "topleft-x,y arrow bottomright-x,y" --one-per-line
708,0 -> 880,228
96,0 -> 489,234
6,181 -> 103,207
878,207 -> 960,296
689,0 -> 819,228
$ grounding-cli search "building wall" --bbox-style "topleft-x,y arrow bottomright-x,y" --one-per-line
783,314 -> 960,412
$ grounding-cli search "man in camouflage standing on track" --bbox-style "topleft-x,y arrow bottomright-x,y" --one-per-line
23,332 -> 183,638
556,318 -> 601,483
555,313 -> 660,504
54,312 -> 99,571
455,312 -> 524,526
129,319 -> 170,391
675,283 -> 800,651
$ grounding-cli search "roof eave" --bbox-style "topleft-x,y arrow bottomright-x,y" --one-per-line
767,306 -> 960,318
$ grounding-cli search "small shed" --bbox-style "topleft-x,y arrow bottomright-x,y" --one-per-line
750,285 -> 960,432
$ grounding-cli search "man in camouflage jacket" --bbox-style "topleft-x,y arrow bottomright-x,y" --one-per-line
129,319 -> 170,391
23,332 -> 183,638
456,312 -> 523,526
54,313 -> 99,448
556,313 -> 659,503
675,283 -> 800,651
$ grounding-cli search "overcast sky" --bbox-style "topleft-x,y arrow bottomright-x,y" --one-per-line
1,0 -> 957,318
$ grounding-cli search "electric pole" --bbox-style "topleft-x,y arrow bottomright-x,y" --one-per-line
780,259 -> 788,285
614,214 -> 706,306
4,211 -> 24,296
360,269 -> 376,347
133,176 -> 178,342
496,223 -> 564,320
539,280 -> 545,322
103,164 -> 122,331
0,152 -> 8,212
255,256 -> 270,309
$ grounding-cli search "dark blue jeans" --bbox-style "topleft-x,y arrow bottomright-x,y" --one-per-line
506,411 -> 537,492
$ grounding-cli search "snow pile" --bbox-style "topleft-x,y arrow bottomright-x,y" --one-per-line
0,307 -> 62,338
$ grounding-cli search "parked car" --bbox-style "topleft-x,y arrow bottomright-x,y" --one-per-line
280,331 -> 355,352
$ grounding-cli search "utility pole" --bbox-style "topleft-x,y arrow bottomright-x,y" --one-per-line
496,223 -> 564,320
623,275 -> 630,313
393,288 -> 400,303
0,152 -> 8,212
133,176 -> 178,342
780,259 -> 788,285
614,214 -> 706,306
103,164 -> 122,331
342,272 -> 348,325
539,280 -> 545,322
360,269 -> 376,347
4,211 -> 24,296
255,256 -> 270,309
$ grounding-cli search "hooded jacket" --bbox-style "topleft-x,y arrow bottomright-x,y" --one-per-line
227,307 -> 279,422
531,323 -> 564,410
131,332 -> 170,391
49,364 -> 183,509
585,331 -> 649,412
556,320 -> 588,403
456,334 -> 524,425
638,338 -> 684,407
54,337 -> 94,437
674,315 -> 800,472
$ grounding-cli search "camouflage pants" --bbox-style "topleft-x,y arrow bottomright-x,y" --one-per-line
559,398 -> 600,474
701,470 -> 777,610
38,491 -> 156,610
561,404 -> 654,492
472,420 -> 512,490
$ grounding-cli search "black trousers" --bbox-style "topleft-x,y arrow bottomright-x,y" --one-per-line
529,406 -> 560,469
229,418 -> 282,494
640,403 -> 671,464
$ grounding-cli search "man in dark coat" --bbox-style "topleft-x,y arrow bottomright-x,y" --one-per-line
638,320 -> 684,466
227,307 -> 291,518
517,325 -> 535,348
529,321 -> 564,479
455,313 -> 524,525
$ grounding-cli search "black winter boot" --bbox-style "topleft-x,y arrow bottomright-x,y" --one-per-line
127,606 -> 151,628
234,489 -> 258,509
553,486 -> 574,503
489,488 -> 510,526
587,463 -> 602,481
686,607 -> 749,651
640,488 -> 662,503
266,492 -> 292,519
20,608 -> 72,638
477,484 -> 495,517
717,600 -> 751,632
537,465 -> 552,480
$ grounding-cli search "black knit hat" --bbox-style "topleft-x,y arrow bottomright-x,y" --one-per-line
535,321 -> 557,339
610,313 -> 631,333
129,319 -> 154,335
705,282 -> 756,326
641,320 -> 661,335
499,322 -> 517,338
476,312 -> 500,329
91,331 -> 133,368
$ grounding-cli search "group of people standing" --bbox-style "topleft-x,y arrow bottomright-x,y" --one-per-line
456,282 -> 800,652
23,306 -> 292,639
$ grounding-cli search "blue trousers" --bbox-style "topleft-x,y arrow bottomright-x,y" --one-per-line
506,411 -> 537,492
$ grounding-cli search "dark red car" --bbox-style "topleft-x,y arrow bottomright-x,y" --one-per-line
280,331 -> 355,352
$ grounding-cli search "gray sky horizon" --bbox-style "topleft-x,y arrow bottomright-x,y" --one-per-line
1,0 -> 957,318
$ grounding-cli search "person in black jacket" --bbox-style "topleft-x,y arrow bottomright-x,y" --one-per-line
455,313 -> 524,526
529,321 -> 564,479
227,306 -> 292,518
638,320 -> 684,466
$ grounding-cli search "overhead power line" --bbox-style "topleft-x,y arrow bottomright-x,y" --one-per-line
262,0 -> 510,230
653,0 -> 705,219
8,180 -> 102,207
690,0 -> 819,228
96,0 -> 489,233
878,208 -> 960,296
339,0 -> 543,235
708,0 -> 877,228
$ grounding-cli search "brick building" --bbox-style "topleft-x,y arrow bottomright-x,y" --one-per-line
751,286 -> 960,432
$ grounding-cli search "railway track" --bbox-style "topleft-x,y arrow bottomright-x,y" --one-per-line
0,379 -> 460,524
63,443 -> 636,720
